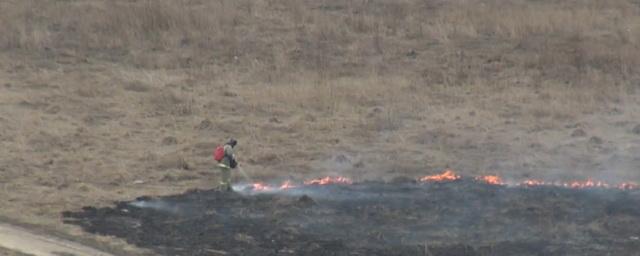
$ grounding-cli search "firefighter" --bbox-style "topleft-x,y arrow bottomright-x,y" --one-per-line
215,139 -> 237,191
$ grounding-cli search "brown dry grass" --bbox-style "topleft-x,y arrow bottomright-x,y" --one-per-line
0,246 -> 34,256
1,0 -> 640,253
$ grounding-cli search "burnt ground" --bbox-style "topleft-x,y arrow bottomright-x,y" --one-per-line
62,179 -> 640,256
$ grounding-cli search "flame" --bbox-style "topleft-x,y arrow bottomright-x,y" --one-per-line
249,177 -> 351,192
253,180 -> 298,191
248,173 -> 638,193
476,175 -> 504,185
419,170 -> 461,182
520,179 -> 552,187
252,182 -> 275,191
279,180 -> 297,190
520,179 -> 639,190
304,176 -> 353,185
568,179 -> 610,189
618,182 -> 638,190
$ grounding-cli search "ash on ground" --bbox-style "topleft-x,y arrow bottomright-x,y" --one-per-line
62,179 -> 640,256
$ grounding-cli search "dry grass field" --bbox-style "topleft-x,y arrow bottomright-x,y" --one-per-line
0,246 -> 32,256
1,0 -> 640,254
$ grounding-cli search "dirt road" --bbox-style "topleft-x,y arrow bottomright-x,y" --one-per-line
0,222 -> 114,256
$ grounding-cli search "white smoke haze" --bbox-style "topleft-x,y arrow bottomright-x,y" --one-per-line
129,200 -> 181,214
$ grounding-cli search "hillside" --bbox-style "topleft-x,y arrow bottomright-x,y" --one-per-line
1,0 -> 640,253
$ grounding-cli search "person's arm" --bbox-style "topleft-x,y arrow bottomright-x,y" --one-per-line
223,145 -> 235,163
223,145 -> 237,168
223,145 -> 234,158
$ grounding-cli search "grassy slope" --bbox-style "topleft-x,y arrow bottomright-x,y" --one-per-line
0,247 -> 33,256
0,0 -> 640,252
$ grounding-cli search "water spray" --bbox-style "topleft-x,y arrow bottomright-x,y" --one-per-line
236,166 -> 253,183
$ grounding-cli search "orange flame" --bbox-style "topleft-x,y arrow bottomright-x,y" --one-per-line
250,177 -> 351,192
250,173 -> 638,192
476,175 -> 504,185
252,182 -> 275,191
279,180 -> 298,190
618,182 -> 638,190
304,176 -> 353,185
567,179 -> 610,189
520,179 -> 552,187
520,179 -> 639,190
419,170 -> 461,182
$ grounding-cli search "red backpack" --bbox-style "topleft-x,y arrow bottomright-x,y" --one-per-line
213,146 -> 225,161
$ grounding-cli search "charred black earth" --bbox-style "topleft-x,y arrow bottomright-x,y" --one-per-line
63,179 -> 640,256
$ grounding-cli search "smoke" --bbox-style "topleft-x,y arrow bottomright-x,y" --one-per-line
233,181 -> 431,201
129,199 -> 181,214
65,176 -> 640,255
599,145 -> 640,182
